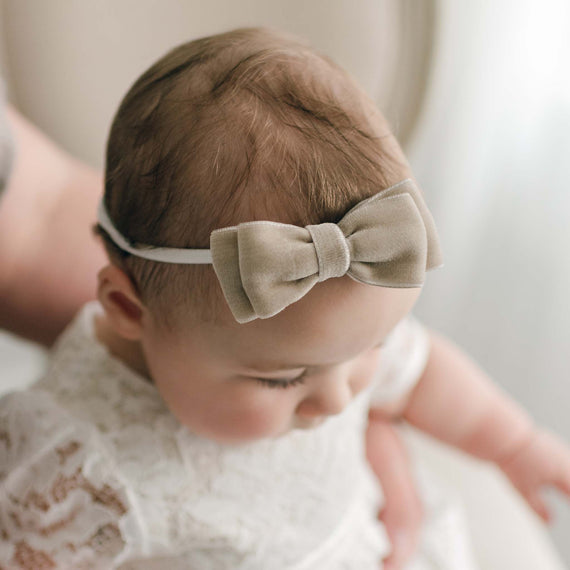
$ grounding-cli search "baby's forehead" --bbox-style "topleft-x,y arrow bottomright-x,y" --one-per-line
198,277 -> 421,369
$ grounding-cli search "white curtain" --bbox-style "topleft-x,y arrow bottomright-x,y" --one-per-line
409,0 -> 570,558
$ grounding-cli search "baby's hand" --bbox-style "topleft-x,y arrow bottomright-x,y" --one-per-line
498,427 -> 570,522
365,416 -> 423,570
378,480 -> 423,570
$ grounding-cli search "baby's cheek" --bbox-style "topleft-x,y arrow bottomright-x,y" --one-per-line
203,387 -> 292,443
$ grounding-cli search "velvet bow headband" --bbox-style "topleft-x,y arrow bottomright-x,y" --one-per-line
97,178 -> 443,323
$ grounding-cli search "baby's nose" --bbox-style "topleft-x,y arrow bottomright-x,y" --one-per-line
296,370 -> 353,418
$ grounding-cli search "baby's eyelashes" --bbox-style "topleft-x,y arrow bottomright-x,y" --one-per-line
253,373 -> 307,389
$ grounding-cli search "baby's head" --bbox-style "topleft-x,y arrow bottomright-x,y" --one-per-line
96,27 -> 428,443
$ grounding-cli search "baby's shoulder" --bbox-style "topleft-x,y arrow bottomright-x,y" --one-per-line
369,315 -> 431,406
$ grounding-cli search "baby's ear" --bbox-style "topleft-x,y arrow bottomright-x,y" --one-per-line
96,264 -> 145,340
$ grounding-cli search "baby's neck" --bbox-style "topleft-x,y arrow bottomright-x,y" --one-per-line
94,313 -> 152,381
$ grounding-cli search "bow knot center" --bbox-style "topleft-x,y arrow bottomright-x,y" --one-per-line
306,223 -> 351,282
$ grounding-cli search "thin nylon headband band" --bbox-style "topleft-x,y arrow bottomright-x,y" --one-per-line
97,202 -> 213,264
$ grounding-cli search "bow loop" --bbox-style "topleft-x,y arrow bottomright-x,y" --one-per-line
343,193 -> 428,286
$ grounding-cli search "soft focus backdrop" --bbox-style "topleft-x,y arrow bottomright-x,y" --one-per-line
0,0 -> 568,565
408,1 -> 570,558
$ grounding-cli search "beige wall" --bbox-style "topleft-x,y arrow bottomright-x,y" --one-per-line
0,0 -> 430,168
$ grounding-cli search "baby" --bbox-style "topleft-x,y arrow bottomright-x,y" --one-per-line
1,26 -> 570,570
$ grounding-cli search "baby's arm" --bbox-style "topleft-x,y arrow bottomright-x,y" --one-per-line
376,329 -> 570,522
365,417 -> 423,570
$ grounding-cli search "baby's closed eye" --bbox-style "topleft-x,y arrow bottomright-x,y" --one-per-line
253,372 -> 307,389
250,339 -> 384,390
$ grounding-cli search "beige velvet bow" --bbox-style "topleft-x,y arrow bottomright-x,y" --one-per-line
210,179 -> 443,323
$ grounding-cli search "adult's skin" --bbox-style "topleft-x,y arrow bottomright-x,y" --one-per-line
0,106 -> 105,346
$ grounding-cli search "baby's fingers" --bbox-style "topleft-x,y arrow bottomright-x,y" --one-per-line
378,493 -> 422,570
555,473 -> 570,497
381,532 -> 414,570
500,427 -> 570,521
525,490 -> 552,524
552,445 -> 570,497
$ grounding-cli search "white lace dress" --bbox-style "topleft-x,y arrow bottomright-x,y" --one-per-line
0,302 -> 477,570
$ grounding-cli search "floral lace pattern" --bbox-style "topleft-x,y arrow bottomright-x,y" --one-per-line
0,391 -> 130,569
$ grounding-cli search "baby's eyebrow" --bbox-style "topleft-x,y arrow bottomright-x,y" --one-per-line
242,339 -> 385,373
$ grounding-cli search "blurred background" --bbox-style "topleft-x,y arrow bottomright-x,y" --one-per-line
0,0 -> 568,566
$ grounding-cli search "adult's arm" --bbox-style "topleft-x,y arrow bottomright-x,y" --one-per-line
0,106 -> 105,346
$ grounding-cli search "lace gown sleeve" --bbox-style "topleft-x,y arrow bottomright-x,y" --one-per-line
0,390 -> 134,570
369,315 -> 431,407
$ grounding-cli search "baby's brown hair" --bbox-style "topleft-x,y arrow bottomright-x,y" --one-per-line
97,27 -> 410,327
